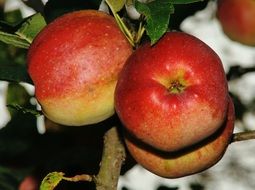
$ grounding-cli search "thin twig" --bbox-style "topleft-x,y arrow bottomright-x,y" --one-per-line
227,65 -> 255,81
231,131 -> 255,143
63,174 -> 93,182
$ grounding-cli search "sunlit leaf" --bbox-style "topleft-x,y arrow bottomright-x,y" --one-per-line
16,13 -> 46,44
105,0 -> 125,12
0,31 -> 30,49
40,172 -> 65,190
0,13 -> 46,48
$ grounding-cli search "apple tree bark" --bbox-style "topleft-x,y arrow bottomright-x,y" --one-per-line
94,126 -> 126,190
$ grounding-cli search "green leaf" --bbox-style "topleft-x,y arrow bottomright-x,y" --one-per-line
0,64 -> 32,84
6,83 -> 31,116
170,0 -> 204,4
16,13 -> 46,44
3,9 -> 23,25
105,0 -> 125,12
0,13 -> 46,48
40,172 -> 65,190
135,0 -> 174,44
7,104 -> 42,117
0,31 -> 30,49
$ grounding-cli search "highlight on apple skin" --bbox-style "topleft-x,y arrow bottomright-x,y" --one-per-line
27,10 -> 133,126
124,98 -> 235,178
115,31 -> 229,152
217,0 -> 255,46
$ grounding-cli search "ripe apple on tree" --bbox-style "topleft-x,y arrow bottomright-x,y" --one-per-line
217,0 -> 255,46
27,10 -> 133,126
125,98 -> 235,178
115,31 -> 229,152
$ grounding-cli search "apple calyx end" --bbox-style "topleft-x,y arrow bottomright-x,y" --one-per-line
168,80 -> 186,94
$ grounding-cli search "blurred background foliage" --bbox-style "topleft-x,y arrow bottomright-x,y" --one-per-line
0,0 -> 254,190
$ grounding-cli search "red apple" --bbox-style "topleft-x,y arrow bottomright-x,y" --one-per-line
19,176 -> 38,190
115,32 -> 228,152
217,0 -> 255,46
125,98 -> 235,178
28,10 -> 132,126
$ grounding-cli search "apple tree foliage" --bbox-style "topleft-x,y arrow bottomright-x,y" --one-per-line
0,0 -> 254,190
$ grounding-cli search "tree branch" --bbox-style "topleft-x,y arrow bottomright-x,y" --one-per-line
227,65 -> 255,81
63,174 -> 93,182
39,126 -> 126,189
94,126 -> 126,190
231,131 -> 255,143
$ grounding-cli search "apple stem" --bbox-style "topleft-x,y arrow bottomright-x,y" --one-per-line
134,20 -> 146,46
105,0 -> 135,47
115,13 -> 135,47
104,0 -> 147,48
232,130 -> 255,143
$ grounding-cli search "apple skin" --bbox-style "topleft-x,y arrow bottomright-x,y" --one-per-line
217,0 -> 255,46
125,98 -> 235,178
19,176 -> 38,190
27,10 -> 132,126
115,32 -> 229,152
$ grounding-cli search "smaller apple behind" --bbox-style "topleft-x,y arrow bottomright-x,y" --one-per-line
217,0 -> 255,46
124,97 -> 235,178
115,31 -> 229,152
